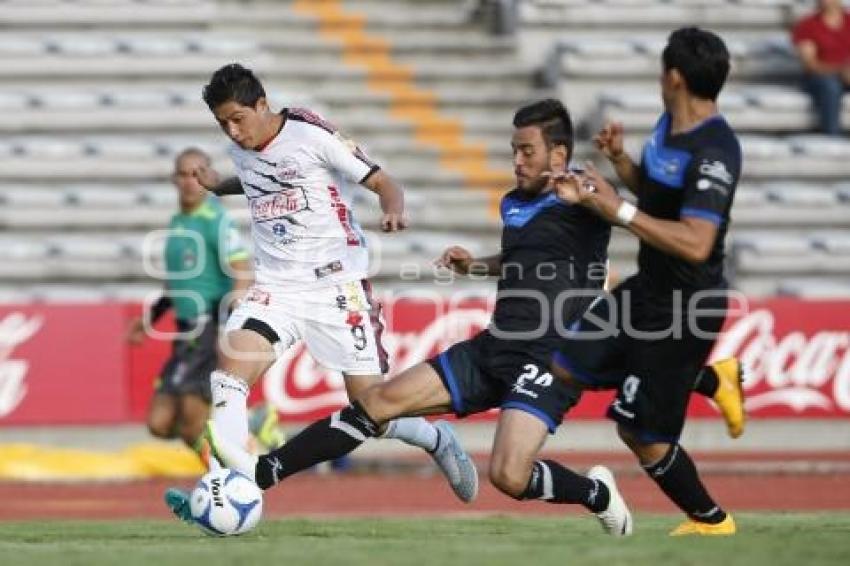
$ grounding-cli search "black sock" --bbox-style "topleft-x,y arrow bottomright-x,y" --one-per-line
643,445 -> 726,524
693,366 -> 719,398
520,460 -> 610,513
255,401 -> 379,489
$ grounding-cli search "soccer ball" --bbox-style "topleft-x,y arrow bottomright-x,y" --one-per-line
189,468 -> 263,536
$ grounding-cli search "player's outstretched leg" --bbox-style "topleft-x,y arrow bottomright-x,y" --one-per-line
207,399 -> 380,488
208,360 -> 472,500
693,358 -> 746,438
353,362 -> 478,501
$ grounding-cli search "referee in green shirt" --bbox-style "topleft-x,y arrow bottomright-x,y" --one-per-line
127,148 -> 251,459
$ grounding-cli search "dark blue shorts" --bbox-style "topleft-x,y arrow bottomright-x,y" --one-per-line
552,277 -> 726,443
428,330 -> 581,433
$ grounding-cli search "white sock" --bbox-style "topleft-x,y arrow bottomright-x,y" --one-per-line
382,417 -> 439,452
210,370 -> 251,451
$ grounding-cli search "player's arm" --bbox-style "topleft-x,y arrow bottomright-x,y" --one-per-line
554,160 -> 729,264
622,215 -> 717,264
209,177 -> 245,196
436,246 -> 502,276
361,169 -> 408,233
126,294 -> 172,344
192,162 -> 245,196
594,121 -> 642,196
317,121 -> 409,233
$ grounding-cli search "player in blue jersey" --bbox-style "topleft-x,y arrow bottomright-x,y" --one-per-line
551,27 -> 743,536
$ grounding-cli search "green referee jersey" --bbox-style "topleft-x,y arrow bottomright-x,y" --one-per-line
164,197 -> 249,321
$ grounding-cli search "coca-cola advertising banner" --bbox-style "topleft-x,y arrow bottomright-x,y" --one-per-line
241,297 -> 850,421
1,298 -> 849,425
0,305 -> 128,425
711,299 -> 850,417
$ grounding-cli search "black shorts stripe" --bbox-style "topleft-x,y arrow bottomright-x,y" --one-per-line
242,317 -> 281,346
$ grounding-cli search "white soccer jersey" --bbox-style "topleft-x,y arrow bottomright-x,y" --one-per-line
227,108 -> 378,291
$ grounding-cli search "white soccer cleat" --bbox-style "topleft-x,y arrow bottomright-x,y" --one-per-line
430,421 -> 479,503
587,465 -> 633,536
205,420 -> 259,483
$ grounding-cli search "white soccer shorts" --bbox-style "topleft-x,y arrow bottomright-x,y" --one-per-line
225,279 -> 389,376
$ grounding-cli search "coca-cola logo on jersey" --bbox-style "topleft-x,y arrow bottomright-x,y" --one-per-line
250,188 -> 310,222
712,309 -> 850,413
0,313 -> 43,417
262,307 -> 491,416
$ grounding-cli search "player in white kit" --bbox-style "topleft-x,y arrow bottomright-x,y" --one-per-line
165,64 -> 477,521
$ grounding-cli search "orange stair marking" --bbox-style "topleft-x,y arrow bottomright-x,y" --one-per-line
293,0 -> 510,216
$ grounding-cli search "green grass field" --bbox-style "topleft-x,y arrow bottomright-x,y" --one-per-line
2,514 -> 849,566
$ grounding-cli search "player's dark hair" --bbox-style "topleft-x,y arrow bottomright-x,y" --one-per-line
513,99 -> 574,158
662,27 -> 730,101
202,63 -> 266,110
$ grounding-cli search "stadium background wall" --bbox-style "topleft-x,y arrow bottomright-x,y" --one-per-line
0,298 -> 849,425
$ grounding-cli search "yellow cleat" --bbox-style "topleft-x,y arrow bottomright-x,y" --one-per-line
670,514 -> 736,536
710,358 -> 746,439
248,402 -> 286,451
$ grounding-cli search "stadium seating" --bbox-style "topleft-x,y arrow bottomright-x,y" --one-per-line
0,0 -> 847,301
0,0 -> 216,27
520,0 -> 812,29
594,87 -> 850,133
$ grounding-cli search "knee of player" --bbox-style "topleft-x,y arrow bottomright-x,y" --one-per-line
147,416 -> 174,439
488,459 -> 531,499
213,363 -> 261,388
616,425 -> 669,464
356,385 -> 398,426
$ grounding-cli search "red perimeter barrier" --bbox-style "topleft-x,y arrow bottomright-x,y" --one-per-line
1,298 -> 849,425
0,305 -> 128,424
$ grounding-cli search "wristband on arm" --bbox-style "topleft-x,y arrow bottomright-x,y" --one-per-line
616,201 -> 638,225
